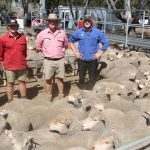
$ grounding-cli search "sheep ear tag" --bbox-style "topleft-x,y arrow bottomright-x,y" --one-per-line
5,130 -> 13,139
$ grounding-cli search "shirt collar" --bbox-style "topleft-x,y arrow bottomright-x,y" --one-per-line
8,32 -> 20,39
47,28 -> 61,34
82,26 -> 93,32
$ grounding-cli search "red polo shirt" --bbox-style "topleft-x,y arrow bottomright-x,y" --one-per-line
0,32 -> 27,70
0,38 -> 3,61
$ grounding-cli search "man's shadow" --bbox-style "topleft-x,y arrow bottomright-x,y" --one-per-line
27,85 -> 44,99
97,61 -> 108,81
0,93 -> 8,106
52,81 -> 72,98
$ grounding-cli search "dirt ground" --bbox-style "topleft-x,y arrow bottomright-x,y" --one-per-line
0,75 -> 81,106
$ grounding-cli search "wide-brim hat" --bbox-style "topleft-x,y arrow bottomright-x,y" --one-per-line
47,13 -> 59,21
83,14 -> 92,21
7,19 -> 19,26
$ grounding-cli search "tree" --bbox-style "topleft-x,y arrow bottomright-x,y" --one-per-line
107,0 -> 149,36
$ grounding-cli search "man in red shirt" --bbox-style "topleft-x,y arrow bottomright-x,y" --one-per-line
77,18 -> 83,29
0,19 -> 27,102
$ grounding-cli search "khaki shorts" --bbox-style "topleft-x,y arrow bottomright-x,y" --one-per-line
43,58 -> 65,80
5,69 -> 27,83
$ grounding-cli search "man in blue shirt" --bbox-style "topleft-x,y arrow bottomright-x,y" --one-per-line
69,14 -> 109,89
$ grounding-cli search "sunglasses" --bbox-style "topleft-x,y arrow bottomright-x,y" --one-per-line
8,24 -> 18,27
48,20 -> 58,23
83,19 -> 92,23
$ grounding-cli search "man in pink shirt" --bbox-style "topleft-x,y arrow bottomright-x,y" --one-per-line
36,13 -> 68,101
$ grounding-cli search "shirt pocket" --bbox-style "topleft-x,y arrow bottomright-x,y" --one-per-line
57,36 -> 64,47
43,38 -> 51,47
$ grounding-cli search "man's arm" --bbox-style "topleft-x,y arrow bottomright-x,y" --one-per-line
0,38 -> 4,61
68,30 -> 82,58
93,31 -> 109,59
69,42 -> 81,59
35,32 -> 43,52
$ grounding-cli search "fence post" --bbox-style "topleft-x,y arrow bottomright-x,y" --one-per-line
103,10 -> 106,33
125,16 -> 129,48
141,11 -> 145,39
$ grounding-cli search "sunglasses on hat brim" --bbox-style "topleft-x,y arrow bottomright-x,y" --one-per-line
8,24 -> 18,27
83,19 -> 92,23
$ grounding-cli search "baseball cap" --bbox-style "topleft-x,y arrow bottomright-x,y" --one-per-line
7,19 -> 18,26
83,14 -> 92,21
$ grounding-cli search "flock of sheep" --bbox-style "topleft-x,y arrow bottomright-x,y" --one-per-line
0,30 -> 150,150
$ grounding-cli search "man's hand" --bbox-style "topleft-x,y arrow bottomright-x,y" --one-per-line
35,48 -> 41,53
93,51 -> 104,59
0,57 -> 3,65
74,51 -> 82,59
0,61 -> 3,66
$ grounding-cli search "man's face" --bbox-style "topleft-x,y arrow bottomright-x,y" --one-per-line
83,19 -> 92,28
8,24 -> 18,33
48,20 -> 58,29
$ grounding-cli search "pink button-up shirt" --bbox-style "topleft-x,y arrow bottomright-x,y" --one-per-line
36,28 -> 68,58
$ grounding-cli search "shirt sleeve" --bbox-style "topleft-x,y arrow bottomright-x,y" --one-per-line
24,36 -> 27,58
0,38 -> 4,61
35,32 -> 43,51
69,30 -> 79,43
98,31 -> 109,51
63,33 -> 68,48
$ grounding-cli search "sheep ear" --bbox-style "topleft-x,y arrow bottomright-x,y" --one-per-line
65,119 -> 72,125
26,135 -> 33,142
104,136 -> 113,144
5,130 -> 13,139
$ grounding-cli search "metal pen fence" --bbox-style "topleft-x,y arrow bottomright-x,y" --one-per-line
29,7 -> 150,49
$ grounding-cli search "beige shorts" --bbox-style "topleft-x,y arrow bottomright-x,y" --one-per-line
5,69 -> 27,83
43,58 -> 65,80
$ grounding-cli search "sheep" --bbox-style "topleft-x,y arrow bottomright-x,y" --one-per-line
63,131 -> 101,149
2,98 -> 32,113
91,136 -> 116,150
80,110 -> 105,131
134,98 -> 150,112
106,65 -> 137,81
105,99 -> 140,112
138,86 -> 150,99
23,99 -> 81,130
48,110 -> 85,135
65,147 -> 87,150
67,94 -> 81,108
5,129 -> 37,150
23,105 -> 54,130
0,109 -> 32,132
101,109 -> 150,146
0,116 -> 9,135
93,80 -> 129,100
4,129 -> 64,150
0,132 -> 12,150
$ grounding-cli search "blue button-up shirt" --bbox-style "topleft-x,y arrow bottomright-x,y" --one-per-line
69,27 -> 109,61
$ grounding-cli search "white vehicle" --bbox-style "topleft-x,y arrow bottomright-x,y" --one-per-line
139,16 -> 149,25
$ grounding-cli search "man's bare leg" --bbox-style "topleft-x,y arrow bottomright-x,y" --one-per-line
45,79 -> 53,95
55,78 -> 64,96
45,79 -> 53,101
18,80 -> 26,98
7,82 -> 14,101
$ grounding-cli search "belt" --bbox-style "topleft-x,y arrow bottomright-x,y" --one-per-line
44,57 -> 64,61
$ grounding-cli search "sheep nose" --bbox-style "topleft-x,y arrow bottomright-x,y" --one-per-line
91,146 -> 95,150
81,124 -> 84,128
81,125 -> 85,130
